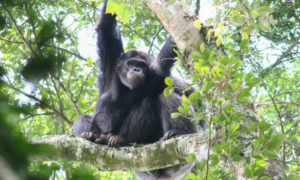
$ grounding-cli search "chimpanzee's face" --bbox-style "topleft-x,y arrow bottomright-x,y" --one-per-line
118,50 -> 151,90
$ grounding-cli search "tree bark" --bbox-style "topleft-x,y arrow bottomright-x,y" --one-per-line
145,0 -> 205,56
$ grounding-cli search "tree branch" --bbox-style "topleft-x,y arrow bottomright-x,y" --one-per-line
31,134 -> 209,171
195,0 -> 200,16
46,44 -> 86,61
262,34 -> 300,77
256,101 -> 300,107
0,37 -> 86,61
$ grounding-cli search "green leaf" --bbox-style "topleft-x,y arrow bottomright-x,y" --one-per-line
254,167 -> 265,176
240,39 -> 249,49
165,77 -> 173,87
267,134 -> 284,149
178,106 -> 185,114
251,10 -> 259,18
232,113 -> 243,122
87,57 -> 92,66
260,176 -> 270,180
81,99 -> 89,104
236,88 -> 251,104
224,104 -> 235,113
232,155 -> 242,162
171,113 -> 181,119
182,95 -> 191,103
229,123 -> 240,132
186,153 -> 196,162
264,151 -> 277,159
258,121 -> 271,132
258,6 -> 274,13
216,37 -> 222,47
287,174 -> 300,180
210,154 -> 219,166
246,73 -> 260,87
194,20 -> 202,29
230,147 -> 242,156
120,6 -> 130,24
106,2 -> 131,24
188,90 -> 200,104
200,44 -> 205,54
163,87 -> 174,97
242,32 -> 249,40
213,143 -> 222,154
192,51 -> 202,60
256,160 -> 267,167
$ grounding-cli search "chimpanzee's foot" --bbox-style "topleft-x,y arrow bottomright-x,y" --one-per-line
161,129 -> 188,141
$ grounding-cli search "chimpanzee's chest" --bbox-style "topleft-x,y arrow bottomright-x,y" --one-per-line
118,96 -> 164,144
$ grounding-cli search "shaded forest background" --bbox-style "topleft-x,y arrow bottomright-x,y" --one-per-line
0,0 -> 299,179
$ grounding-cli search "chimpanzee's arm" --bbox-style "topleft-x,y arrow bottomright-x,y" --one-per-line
149,37 -> 178,95
96,0 -> 124,91
151,36 -> 178,77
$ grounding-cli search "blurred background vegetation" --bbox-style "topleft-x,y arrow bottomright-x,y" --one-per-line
0,0 -> 299,179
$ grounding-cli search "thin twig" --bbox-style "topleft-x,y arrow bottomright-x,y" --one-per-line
18,112 -> 55,122
46,44 -> 86,61
67,59 -> 76,89
50,76 -> 64,113
54,77 -> 81,115
286,119 -> 300,134
148,25 -> 164,54
0,37 -> 23,44
75,67 -> 95,102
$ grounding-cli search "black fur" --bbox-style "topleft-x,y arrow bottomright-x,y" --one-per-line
72,0 -> 199,179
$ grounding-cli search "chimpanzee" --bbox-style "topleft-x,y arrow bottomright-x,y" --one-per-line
72,0 -> 202,179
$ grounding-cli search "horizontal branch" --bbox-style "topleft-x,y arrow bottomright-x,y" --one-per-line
30,134 -> 208,171
256,101 -> 300,107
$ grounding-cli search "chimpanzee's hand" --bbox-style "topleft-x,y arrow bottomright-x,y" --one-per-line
81,132 -> 96,142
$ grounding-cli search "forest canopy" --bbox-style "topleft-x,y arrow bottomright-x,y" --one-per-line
0,0 -> 299,179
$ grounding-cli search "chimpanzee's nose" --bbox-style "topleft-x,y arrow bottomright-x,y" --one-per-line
133,67 -> 141,73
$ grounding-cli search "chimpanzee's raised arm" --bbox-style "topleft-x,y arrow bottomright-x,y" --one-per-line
96,0 -> 124,74
151,36 -> 178,77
